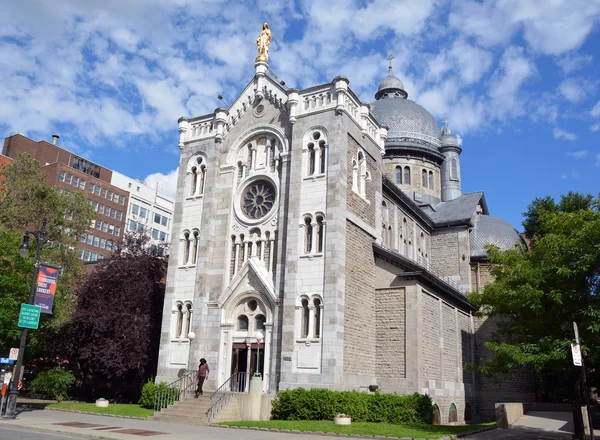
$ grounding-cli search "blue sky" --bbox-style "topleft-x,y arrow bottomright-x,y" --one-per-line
1,0 -> 599,230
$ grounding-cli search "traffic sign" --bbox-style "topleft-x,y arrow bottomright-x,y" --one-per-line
9,348 -> 18,361
18,304 -> 41,329
0,358 -> 14,364
572,344 -> 582,366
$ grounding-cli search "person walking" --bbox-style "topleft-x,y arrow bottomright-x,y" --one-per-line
195,358 -> 209,398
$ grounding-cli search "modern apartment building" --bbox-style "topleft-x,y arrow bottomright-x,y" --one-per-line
2,134 -> 128,262
110,171 -> 174,253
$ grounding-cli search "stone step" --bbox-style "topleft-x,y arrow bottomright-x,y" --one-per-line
150,415 -> 209,426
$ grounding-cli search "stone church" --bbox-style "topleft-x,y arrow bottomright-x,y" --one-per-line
156,36 -> 535,423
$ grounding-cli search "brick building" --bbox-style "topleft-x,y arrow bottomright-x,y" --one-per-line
156,50 -> 533,422
2,134 -> 129,262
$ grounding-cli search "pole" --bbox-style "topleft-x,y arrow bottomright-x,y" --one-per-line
3,217 -> 46,419
574,321 -> 595,440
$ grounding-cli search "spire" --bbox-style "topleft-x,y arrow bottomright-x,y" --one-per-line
386,54 -> 395,76
442,113 -> 451,135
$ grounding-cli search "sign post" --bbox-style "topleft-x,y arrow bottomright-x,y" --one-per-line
574,322 -> 595,440
9,348 -> 18,361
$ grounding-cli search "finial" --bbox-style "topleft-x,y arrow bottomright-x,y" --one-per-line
442,113 -> 451,135
256,22 -> 272,63
386,54 -> 395,75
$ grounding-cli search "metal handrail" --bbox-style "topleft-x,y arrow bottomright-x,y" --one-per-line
206,372 -> 249,422
416,255 -> 469,294
153,370 -> 197,413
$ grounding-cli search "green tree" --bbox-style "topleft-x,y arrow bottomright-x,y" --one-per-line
0,153 -> 96,354
469,192 -> 600,402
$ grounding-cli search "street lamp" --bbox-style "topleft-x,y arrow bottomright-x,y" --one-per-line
255,331 -> 264,378
3,217 -> 47,420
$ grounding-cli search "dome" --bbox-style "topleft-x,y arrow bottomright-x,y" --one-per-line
470,215 -> 523,258
440,119 -> 459,149
378,74 -> 405,93
370,98 -> 442,150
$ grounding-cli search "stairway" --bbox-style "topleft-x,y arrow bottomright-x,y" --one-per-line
149,394 -> 242,426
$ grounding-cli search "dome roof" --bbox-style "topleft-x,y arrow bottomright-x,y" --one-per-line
378,74 -> 405,92
440,119 -> 459,148
370,98 -> 442,150
470,214 -> 522,258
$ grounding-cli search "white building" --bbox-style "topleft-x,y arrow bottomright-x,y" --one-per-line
110,171 -> 175,252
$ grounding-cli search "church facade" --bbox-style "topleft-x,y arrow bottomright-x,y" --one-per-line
156,50 -> 534,423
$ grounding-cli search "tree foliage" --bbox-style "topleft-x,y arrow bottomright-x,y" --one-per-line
469,192 -> 600,399
0,154 -> 95,354
55,234 -> 167,402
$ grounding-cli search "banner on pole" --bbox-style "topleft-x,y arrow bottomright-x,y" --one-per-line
34,264 -> 60,314
571,344 -> 582,366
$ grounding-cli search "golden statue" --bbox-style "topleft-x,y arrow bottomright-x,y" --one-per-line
256,22 -> 272,62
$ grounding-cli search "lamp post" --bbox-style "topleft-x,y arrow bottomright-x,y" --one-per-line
255,331 -> 264,378
186,332 -> 196,373
4,217 -> 47,419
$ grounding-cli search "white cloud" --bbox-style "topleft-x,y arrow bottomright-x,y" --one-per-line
567,150 -> 588,159
559,79 -> 586,102
553,127 -> 577,141
144,168 -> 179,199
556,53 -> 593,74
591,123 -> 600,132
591,100 -> 600,118
560,170 -> 579,179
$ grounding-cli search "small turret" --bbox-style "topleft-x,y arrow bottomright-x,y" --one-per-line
439,118 -> 462,202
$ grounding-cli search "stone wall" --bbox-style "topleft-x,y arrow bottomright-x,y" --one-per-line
421,291 -> 441,381
375,287 -> 406,379
346,134 -> 378,228
344,220 -> 376,378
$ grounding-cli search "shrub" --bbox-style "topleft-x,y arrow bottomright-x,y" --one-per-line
138,379 -> 179,409
29,367 -> 76,402
271,388 -> 433,424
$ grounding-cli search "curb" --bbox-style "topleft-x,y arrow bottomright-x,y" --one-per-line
17,405 -> 148,420
213,424 -> 494,439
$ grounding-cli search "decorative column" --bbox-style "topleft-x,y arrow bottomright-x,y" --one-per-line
307,303 -> 316,339
233,240 -> 240,275
177,117 -> 189,150
360,102 -> 370,136
287,88 -> 299,124
310,220 -> 318,254
259,238 -> 266,261
268,238 -> 275,272
243,240 -> 249,263
214,108 -> 228,143
332,76 -> 349,115
255,61 -> 268,101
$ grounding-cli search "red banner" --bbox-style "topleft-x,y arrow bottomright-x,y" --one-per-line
33,264 -> 60,314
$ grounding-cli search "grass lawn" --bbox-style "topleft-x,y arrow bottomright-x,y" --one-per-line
219,420 -> 495,439
22,402 -> 153,419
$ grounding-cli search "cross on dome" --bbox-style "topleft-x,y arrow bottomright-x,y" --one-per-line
386,54 -> 395,75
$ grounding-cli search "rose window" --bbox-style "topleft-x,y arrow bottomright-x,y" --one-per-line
241,180 -> 276,219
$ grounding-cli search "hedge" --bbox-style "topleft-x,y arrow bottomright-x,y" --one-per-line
271,388 -> 433,425
138,379 -> 179,409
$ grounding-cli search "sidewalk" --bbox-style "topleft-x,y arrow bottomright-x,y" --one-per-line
0,407 -> 336,440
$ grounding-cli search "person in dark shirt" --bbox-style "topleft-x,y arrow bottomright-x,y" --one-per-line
195,358 -> 209,398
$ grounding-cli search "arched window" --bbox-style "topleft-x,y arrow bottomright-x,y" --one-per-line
175,303 -> 184,338
433,404 -> 441,425
255,314 -> 266,331
358,151 -> 367,196
304,216 -> 313,254
198,164 -> 206,195
182,231 -> 191,265
351,159 -> 358,192
191,230 -> 199,265
395,166 -> 402,184
319,140 -> 326,174
403,218 -> 408,256
450,158 -> 458,180
422,169 -> 428,188
429,171 -> 434,190
301,298 -> 309,338
404,166 -> 411,185
448,403 -> 458,423
191,166 -> 198,195
183,302 -> 192,338
464,403 -> 472,423
313,298 -> 321,338
308,143 -> 316,176
316,215 -> 324,253
237,315 -> 249,331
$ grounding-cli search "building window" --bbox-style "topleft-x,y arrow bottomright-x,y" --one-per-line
189,156 -> 206,197
79,179 -> 86,190
95,186 -> 101,196
316,215 -> 324,253
301,298 -> 309,338
307,143 -> 316,176
72,176 -> 79,188
89,183 -> 95,193
255,314 -> 266,331
422,169 -> 427,188
65,174 -> 72,185
304,216 -> 312,254
191,230 -> 199,265
449,403 -> 458,423
433,404 -> 441,425
319,140 -> 326,174
358,150 -> 367,196
175,303 -> 184,338
139,207 -> 147,218
404,166 -> 411,185
59,171 -> 66,182
132,204 -> 139,215
395,166 -> 402,184
429,171 -> 434,190
450,158 -> 458,180
313,298 -> 321,338
183,302 -> 192,339
183,231 -> 191,265
237,315 -> 249,331
304,130 -> 327,177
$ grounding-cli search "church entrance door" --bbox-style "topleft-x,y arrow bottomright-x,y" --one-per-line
231,342 -> 265,391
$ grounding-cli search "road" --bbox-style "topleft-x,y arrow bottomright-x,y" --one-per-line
0,426 -> 88,440
466,427 -> 573,439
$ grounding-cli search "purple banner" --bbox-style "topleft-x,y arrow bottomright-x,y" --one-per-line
34,264 -> 60,315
